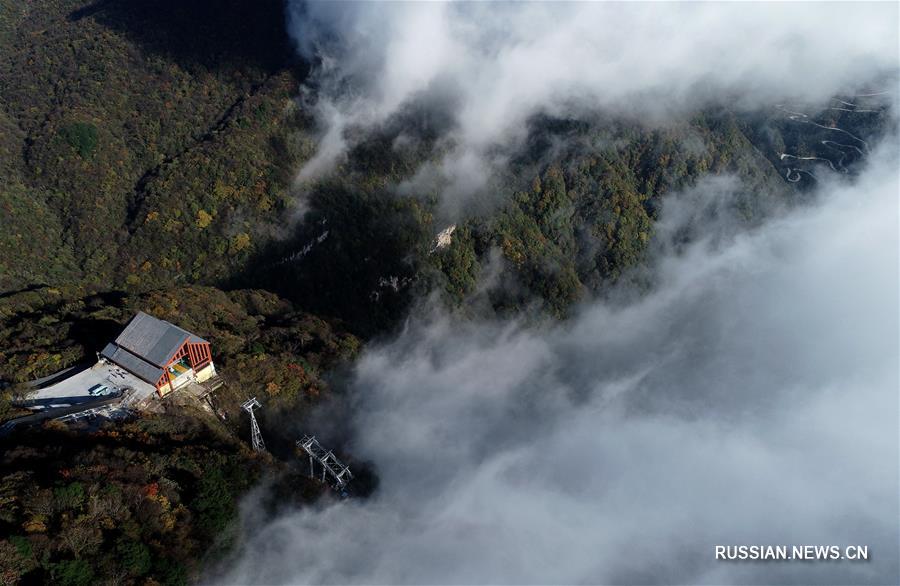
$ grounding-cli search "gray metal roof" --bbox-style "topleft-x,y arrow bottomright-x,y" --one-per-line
113,311 -> 207,367
100,342 -> 164,385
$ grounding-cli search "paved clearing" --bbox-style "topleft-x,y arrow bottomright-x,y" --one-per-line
25,360 -> 156,410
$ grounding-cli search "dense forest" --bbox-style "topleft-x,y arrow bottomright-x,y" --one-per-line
0,1 -> 893,584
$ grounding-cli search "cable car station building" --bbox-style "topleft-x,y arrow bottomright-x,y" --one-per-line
101,311 -> 216,397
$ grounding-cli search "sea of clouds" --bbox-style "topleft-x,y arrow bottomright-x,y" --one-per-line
211,2 -> 898,584
214,146 -> 899,584
286,2 -> 897,198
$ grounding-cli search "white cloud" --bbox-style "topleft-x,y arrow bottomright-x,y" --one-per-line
210,4 -> 900,583
212,142 -> 900,584
287,1 -> 898,193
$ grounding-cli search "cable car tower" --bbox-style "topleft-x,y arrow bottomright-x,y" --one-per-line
297,435 -> 353,490
241,397 -> 266,452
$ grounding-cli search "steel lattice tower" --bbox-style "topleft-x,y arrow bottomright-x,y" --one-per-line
297,435 -> 353,489
241,397 -> 266,452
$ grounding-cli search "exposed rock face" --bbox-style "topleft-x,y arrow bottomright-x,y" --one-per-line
433,224 -> 457,251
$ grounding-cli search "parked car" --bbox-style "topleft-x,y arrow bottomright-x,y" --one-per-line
88,384 -> 110,396
95,386 -> 118,397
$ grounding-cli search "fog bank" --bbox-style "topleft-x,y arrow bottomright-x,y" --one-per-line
209,3 -> 900,583
215,142 -> 899,583
287,1 -> 898,192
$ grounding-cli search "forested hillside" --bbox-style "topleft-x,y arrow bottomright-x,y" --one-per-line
2,1 -> 888,329
0,0 -> 303,292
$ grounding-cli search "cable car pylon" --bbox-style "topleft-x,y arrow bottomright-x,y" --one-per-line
241,397 -> 266,452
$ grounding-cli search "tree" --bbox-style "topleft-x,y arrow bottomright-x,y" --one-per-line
51,559 -> 94,586
60,123 -> 99,159
59,523 -> 102,559
192,467 -> 235,537
53,482 -> 85,512
117,538 -> 152,577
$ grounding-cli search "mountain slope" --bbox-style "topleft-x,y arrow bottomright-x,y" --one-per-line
0,0 -> 304,292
